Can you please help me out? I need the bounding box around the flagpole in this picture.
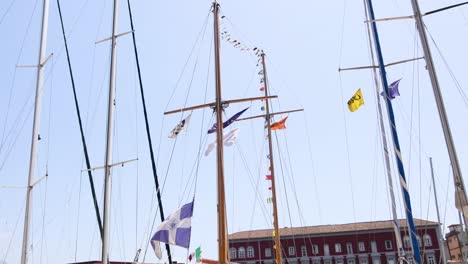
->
[212,2,229,264]
[365,0,422,263]
[260,52,283,264]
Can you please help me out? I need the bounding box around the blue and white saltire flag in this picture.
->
[151,200,194,259]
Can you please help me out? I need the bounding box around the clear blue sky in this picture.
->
[1,0,468,263]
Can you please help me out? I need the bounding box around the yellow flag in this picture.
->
[272,230,276,237]
[348,88,364,112]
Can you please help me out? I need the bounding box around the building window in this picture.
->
[423,235,432,247]
[346,243,353,254]
[416,236,422,247]
[247,246,254,258]
[324,244,330,256]
[289,246,296,256]
[403,236,411,248]
[336,258,344,264]
[312,244,319,255]
[406,255,415,264]
[238,247,245,258]
[359,257,368,264]
[335,243,342,253]
[348,259,355,264]
[312,259,320,264]
[358,242,365,252]
[230,248,237,259]
[324,259,332,264]
[370,241,377,253]
[385,240,392,250]
[387,256,395,264]
[301,246,307,257]
[372,257,380,264]
[427,255,436,264]
[265,248,271,257]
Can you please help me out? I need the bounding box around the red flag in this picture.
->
[259,87,265,91]
[270,116,288,130]
[268,186,272,190]
[265,175,272,180]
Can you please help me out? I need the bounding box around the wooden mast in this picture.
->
[212,2,229,263]
[261,52,282,264]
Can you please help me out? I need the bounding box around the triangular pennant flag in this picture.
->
[270,116,288,130]
[207,108,248,134]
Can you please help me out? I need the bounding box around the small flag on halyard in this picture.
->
[270,116,288,130]
[265,175,272,180]
[188,247,202,262]
[205,128,240,156]
[195,247,202,262]
[151,200,194,259]
[267,197,272,203]
[169,114,192,138]
[347,89,364,112]
[381,79,401,99]
[207,108,248,134]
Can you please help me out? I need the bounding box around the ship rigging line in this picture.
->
[56,0,103,239]
[424,25,468,109]
[125,0,177,260]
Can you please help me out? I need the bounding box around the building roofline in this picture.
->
[228,218,439,241]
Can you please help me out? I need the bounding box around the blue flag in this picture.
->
[207,108,248,134]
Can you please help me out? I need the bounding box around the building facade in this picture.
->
[445,224,468,262]
[228,219,443,264]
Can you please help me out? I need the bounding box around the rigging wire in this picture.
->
[424,25,468,109]
[0,0,40,157]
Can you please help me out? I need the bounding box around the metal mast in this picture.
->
[125,0,172,261]
[21,0,50,262]
[429,158,447,264]
[362,3,405,263]
[212,2,229,263]
[260,52,283,264]
[101,0,119,262]
[365,0,422,263]
[408,0,468,228]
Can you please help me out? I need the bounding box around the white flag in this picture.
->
[204,128,240,156]
[169,114,191,138]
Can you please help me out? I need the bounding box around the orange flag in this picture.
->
[270,116,288,130]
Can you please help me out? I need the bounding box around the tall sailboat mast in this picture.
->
[21,0,50,263]
[212,2,229,263]
[260,52,283,264]
[429,158,447,264]
[362,4,405,264]
[408,0,468,228]
[366,19,405,264]
[365,0,422,263]
[101,0,119,262]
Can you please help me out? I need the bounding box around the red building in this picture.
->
[228,219,443,264]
